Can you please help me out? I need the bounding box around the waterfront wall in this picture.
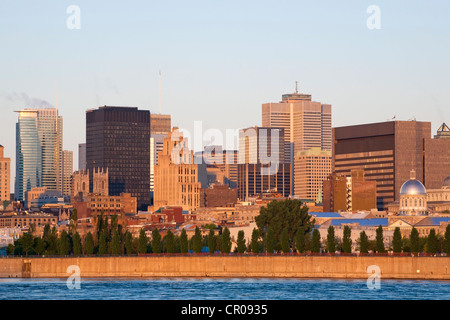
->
[0,256,449,280]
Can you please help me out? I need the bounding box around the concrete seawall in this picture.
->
[0,256,449,280]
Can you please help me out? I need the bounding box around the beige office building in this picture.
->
[62,150,73,196]
[262,89,332,195]
[153,127,207,211]
[0,145,11,202]
[150,113,171,192]
[294,147,332,202]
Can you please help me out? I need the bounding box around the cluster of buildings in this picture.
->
[1,86,450,253]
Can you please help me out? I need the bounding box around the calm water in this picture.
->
[0,278,449,300]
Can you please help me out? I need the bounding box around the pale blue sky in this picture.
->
[1,1,450,191]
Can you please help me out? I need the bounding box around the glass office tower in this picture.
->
[15,110,42,201]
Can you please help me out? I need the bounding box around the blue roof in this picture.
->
[310,212,341,218]
[416,217,450,226]
[329,218,389,227]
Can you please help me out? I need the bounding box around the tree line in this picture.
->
[7,200,450,256]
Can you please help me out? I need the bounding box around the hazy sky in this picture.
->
[1,1,450,192]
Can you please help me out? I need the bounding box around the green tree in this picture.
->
[58,230,71,256]
[410,227,420,254]
[45,227,58,255]
[280,228,290,253]
[326,226,336,254]
[151,229,162,254]
[111,230,121,256]
[265,227,275,254]
[7,244,15,256]
[165,230,176,254]
[444,225,450,255]
[180,229,188,253]
[251,228,260,254]
[255,199,314,244]
[31,237,44,256]
[98,231,107,255]
[84,232,94,255]
[207,229,216,254]
[375,225,385,253]
[42,224,51,240]
[72,232,82,256]
[311,229,321,253]
[426,229,438,255]
[392,227,402,254]
[192,227,202,253]
[138,229,148,254]
[342,226,352,254]
[295,226,305,254]
[237,230,246,254]
[124,231,133,255]
[221,227,232,254]
[359,231,369,254]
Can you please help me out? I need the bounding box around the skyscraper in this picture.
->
[237,126,290,200]
[62,150,73,196]
[78,143,86,171]
[262,88,332,195]
[333,120,431,210]
[153,127,207,211]
[36,108,63,193]
[0,145,11,202]
[150,114,171,193]
[15,108,63,202]
[294,147,332,202]
[86,106,151,210]
[15,109,42,202]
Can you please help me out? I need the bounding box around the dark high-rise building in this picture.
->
[86,106,150,210]
[333,121,431,210]
[237,126,291,200]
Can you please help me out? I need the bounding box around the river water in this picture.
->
[0,277,448,300]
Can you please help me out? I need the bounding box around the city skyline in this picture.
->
[1,1,450,193]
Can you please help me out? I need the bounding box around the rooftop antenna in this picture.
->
[295,81,298,94]
[158,70,162,114]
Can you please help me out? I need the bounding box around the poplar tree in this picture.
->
[20,233,34,256]
[410,227,420,254]
[165,230,175,254]
[84,232,94,255]
[98,231,107,255]
[342,226,352,254]
[295,226,305,254]
[266,227,275,254]
[152,229,162,254]
[359,231,369,254]
[426,229,438,255]
[138,229,148,254]
[124,231,133,255]
[192,227,202,253]
[207,229,216,254]
[180,229,188,254]
[111,230,121,256]
[311,229,321,253]
[445,225,450,255]
[221,227,231,254]
[280,228,290,253]
[251,228,260,254]
[237,230,246,254]
[58,230,71,256]
[72,232,82,256]
[375,225,385,253]
[392,227,402,254]
[326,226,336,254]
